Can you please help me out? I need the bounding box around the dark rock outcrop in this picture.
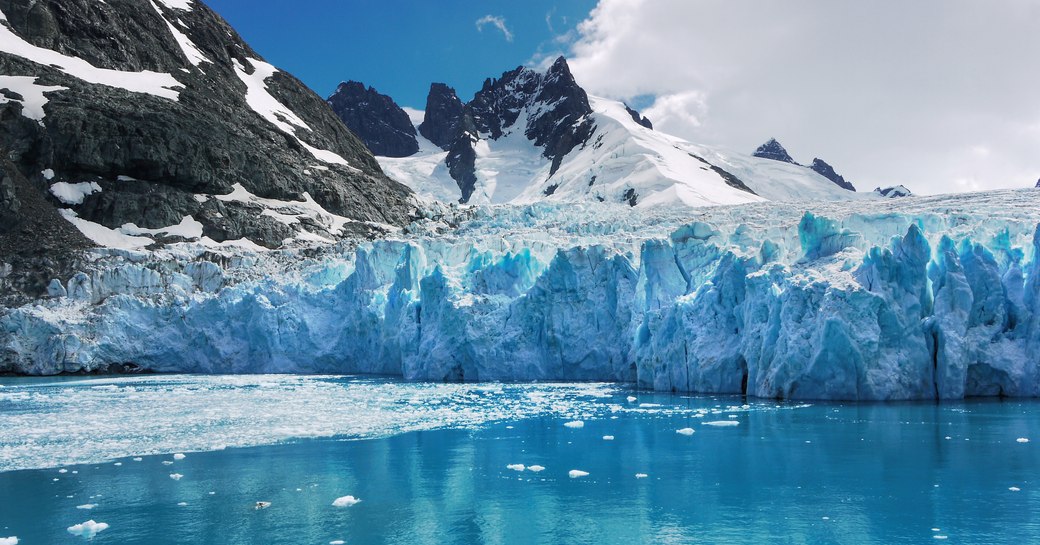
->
[624,104,653,130]
[327,81,418,158]
[418,82,463,150]
[874,185,912,198]
[445,56,595,202]
[752,138,796,164]
[810,158,856,192]
[0,0,416,254]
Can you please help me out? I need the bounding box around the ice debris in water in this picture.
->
[1017,438,1030,443]
[76,504,97,510]
[133,457,142,462]
[703,421,740,427]
[676,428,695,436]
[602,435,615,440]
[332,496,361,507]
[67,520,109,538]
[173,453,186,460]
[162,461,174,466]
[254,501,271,510]
[1010,487,1022,492]
[626,396,637,403]
[506,464,525,471]
[563,420,584,428]
[635,473,648,479]
[169,473,183,480]
[330,541,345,545]
[0,538,17,545]
[568,470,589,478]
[177,502,188,506]
[528,465,545,472]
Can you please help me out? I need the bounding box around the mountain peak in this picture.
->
[752,138,796,164]
[809,158,856,192]
[327,81,418,157]
[419,83,464,150]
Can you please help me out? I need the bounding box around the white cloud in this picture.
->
[476,15,514,42]
[567,0,1040,194]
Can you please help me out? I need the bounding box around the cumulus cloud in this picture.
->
[476,15,514,42]
[566,0,1040,194]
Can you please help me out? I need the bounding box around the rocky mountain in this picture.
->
[370,58,867,207]
[810,158,856,191]
[875,185,912,198]
[0,0,417,269]
[752,138,796,164]
[326,81,418,157]
[417,82,464,150]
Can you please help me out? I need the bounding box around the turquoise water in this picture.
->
[1,377,1039,544]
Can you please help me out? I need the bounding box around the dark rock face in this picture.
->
[874,185,912,198]
[624,104,653,130]
[0,0,416,253]
[752,138,796,164]
[418,83,463,150]
[1035,178,1039,188]
[445,56,595,202]
[810,158,856,192]
[327,81,418,158]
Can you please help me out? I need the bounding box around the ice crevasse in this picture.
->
[3,189,1040,401]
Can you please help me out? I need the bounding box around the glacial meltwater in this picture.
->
[1,376,1038,544]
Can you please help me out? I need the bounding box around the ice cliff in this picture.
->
[4,189,1040,401]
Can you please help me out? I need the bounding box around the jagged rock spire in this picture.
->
[752,138,796,164]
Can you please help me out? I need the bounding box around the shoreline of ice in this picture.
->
[3,189,1040,400]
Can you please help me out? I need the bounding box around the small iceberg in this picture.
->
[676,428,695,436]
[1017,438,1030,443]
[254,502,271,510]
[173,453,186,460]
[635,473,648,479]
[528,465,545,472]
[169,473,183,480]
[563,420,584,428]
[506,464,525,472]
[76,504,97,510]
[703,421,740,427]
[332,495,361,507]
[67,520,109,539]
[568,470,589,478]
[0,537,17,545]
[602,435,615,441]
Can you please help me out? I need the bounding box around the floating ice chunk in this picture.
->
[173,453,186,460]
[528,465,545,472]
[934,536,948,540]
[169,473,183,480]
[1017,438,1030,443]
[703,421,740,427]
[162,461,174,465]
[177,502,188,506]
[635,473,648,479]
[728,415,739,419]
[59,469,68,473]
[568,470,589,478]
[506,464,525,472]
[0,537,16,545]
[330,541,345,545]
[602,435,615,440]
[931,528,941,532]
[676,428,695,436]
[563,420,584,428]
[639,403,662,408]
[76,504,97,510]
[626,396,637,403]
[67,520,109,538]
[133,457,143,462]
[254,501,271,510]
[113,462,122,466]
[1010,487,1022,492]
[332,495,361,507]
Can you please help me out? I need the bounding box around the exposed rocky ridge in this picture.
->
[875,185,912,198]
[417,82,463,150]
[326,81,418,157]
[810,158,856,191]
[752,138,796,164]
[444,56,595,202]
[0,0,416,255]
[624,103,653,129]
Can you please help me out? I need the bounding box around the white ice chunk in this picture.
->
[676,428,695,436]
[173,453,186,460]
[1017,438,1030,443]
[703,421,740,427]
[0,537,17,545]
[563,420,584,428]
[635,473,648,479]
[506,464,525,472]
[331,495,361,507]
[527,465,545,472]
[568,469,589,478]
[76,504,97,510]
[67,520,109,538]
[602,435,615,440]
[169,473,183,480]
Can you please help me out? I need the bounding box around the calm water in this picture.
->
[1,376,1038,544]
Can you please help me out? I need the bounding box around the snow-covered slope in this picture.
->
[5,189,1039,401]
[382,96,862,207]
[377,60,862,208]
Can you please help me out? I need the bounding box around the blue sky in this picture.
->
[205,0,597,108]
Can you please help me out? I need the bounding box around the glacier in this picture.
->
[4,189,1040,400]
